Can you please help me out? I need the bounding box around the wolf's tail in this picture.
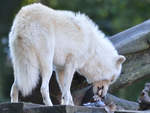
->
[9,23,39,96]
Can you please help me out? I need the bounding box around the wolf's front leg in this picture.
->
[56,55,76,105]
[61,90,74,105]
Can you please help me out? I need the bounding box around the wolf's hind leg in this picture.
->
[10,80,19,102]
[37,39,54,106]
[56,55,76,105]
[39,53,54,106]
[40,68,53,106]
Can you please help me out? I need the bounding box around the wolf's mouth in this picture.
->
[97,86,104,97]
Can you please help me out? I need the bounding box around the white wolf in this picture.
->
[9,3,125,106]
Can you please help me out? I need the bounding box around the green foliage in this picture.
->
[22,0,38,5]
[19,0,150,35]
[47,0,150,35]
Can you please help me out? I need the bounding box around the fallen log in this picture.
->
[109,19,150,92]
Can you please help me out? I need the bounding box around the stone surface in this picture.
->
[0,102,23,113]
[25,105,107,113]
[116,110,150,113]
[0,102,107,113]
[0,102,150,113]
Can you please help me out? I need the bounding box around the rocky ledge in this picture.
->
[0,102,150,113]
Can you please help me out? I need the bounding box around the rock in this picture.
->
[115,110,150,113]
[0,102,108,113]
[0,102,23,113]
[0,102,149,113]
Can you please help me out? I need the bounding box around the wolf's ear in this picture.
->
[116,55,126,65]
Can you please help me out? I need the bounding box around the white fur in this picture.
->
[9,3,125,106]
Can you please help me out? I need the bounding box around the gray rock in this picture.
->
[0,102,23,113]
[0,102,107,113]
[1,102,150,113]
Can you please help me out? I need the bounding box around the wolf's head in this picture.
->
[92,55,126,98]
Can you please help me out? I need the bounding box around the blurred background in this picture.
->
[0,0,150,103]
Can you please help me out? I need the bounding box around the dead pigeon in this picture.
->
[83,99,105,107]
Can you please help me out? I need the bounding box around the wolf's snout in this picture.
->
[97,86,104,97]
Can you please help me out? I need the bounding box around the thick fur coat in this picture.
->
[9,3,125,106]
